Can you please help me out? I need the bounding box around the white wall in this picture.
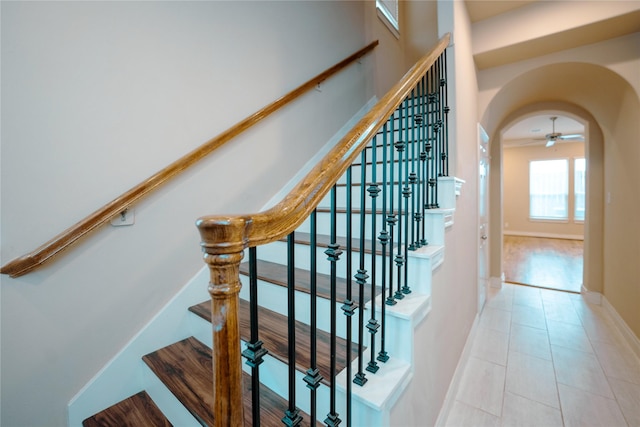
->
[0,2,373,425]
[390,1,480,424]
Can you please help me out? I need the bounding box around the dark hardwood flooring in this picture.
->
[189,299,360,387]
[143,336,307,426]
[82,391,172,427]
[503,235,583,293]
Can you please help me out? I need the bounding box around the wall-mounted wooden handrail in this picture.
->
[0,40,378,278]
[197,34,450,426]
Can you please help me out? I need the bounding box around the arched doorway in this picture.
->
[500,112,586,293]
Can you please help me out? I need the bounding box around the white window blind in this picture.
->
[529,159,568,220]
[574,158,586,221]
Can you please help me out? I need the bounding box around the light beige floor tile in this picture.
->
[479,307,512,335]
[456,357,506,417]
[511,304,547,330]
[546,319,593,354]
[472,326,510,366]
[543,299,582,326]
[592,340,640,385]
[501,392,563,427]
[540,288,573,304]
[609,378,640,427]
[509,323,551,360]
[506,351,559,409]
[551,345,614,399]
[557,383,628,427]
[445,400,500,427]
[486,291,514,312]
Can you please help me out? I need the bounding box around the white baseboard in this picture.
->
[434,313,480,427]
[489,276,502,289]
[602,297,640,362]
[581,285,602,305]
[503,230,584,241]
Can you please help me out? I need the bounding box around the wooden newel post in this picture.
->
[197,216,250,427]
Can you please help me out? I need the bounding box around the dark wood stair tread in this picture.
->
[189,299,361,387]
[239,259,380,303]
[143,336,307,426]
[82,391,171,427]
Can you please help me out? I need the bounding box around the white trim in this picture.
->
[503,230,584,240]
[489,276,503,288]
[602,297,640,362]
[376,1,400,39]
[581,285,601,305]
[434,314,480,427]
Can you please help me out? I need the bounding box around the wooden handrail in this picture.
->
[196,34,449,427]
[197,34,450,252]
[0,40,378,278]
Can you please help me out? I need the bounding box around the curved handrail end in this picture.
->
[196,216,253,255]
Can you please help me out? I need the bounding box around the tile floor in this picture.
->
[445,283,640,427]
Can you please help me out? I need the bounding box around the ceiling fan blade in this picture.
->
[545,139,556,148]
[559,134,584,140]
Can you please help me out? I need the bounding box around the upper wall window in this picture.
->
[376,0,399,38]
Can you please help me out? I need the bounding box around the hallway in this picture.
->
[444,283,640,426]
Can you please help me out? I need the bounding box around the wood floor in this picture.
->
[503,236,583,293]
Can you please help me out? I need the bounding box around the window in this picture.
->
[376,0,399,37]
[529,159,568,220]
[574,158,586,221]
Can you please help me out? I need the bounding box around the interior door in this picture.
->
[478,124,490,312]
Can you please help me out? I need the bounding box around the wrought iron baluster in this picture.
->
[366,137,380,374]
[442,50,450,177]
[386,111,397,307]
[325,186,342,427]
[409,88,418,251]
[394,102,406,302]
[378,121,390,363]
[419,73,429,247]
[282,233,302,427]
[341,166,355,427]
[242,247,267,427]
[354,149,369,386]
[402,95,413,296]
[303,211,322,425]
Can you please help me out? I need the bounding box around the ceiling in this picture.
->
[502,115,584,148]
[465,0,536,23]
[465,1,640,69]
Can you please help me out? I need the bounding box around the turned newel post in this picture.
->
[197,216,251,427]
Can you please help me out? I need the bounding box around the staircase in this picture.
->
[72,36,456,427]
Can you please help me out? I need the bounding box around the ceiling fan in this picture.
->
[543,116,584,147]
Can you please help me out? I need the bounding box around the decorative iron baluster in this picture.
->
[419,73,429,247]
[394,103,406,302]
[385,111,398,307]
[283,233,302,427]
[378,121,390,363]
[354,149,369,387]
[402,95,413,296]
[366,136,380,374]
[325,186,342,427]
[442,50,450,177]
[341,166,355,426]
[409,88,418,251]
[303,211,322,425]
[242,247,268,427]
[428,67,438,209]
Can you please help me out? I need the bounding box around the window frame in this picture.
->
[376,0,400,39]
